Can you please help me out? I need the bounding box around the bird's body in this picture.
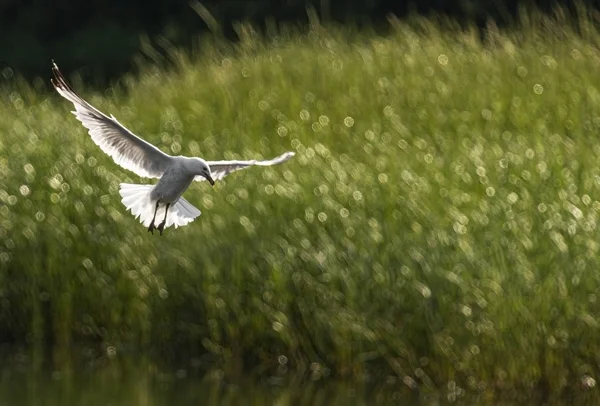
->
[51,62,295,234]
[119,157,205,232]
[150,157,203,203]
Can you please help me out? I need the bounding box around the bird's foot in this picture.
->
[157,222,166,236]
[148,222,156,234]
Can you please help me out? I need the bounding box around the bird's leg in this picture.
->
[148,200,160,234]
[157,203,170,236]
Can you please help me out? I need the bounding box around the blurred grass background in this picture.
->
[3,7,600,399]
[0,0,556,83]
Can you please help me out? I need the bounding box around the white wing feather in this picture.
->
[51,62,172,179]
[196,151,295,182]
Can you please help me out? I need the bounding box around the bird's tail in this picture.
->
[119,183,201,229]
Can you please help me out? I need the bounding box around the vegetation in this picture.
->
[1,0,556,82]
[3,10,600,400]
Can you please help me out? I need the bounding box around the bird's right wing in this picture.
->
[199,151,295,182]
[51,62,172,179]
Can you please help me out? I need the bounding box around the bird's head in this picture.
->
[190,158,215,186]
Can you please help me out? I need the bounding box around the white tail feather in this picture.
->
[119,183,201,229]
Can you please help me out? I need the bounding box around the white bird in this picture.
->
[51,62,295,235]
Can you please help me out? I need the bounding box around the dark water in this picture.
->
[0,351,427,406]
[1,351,596,405]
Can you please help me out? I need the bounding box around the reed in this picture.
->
[2,10,600,396]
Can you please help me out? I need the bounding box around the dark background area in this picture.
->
[0,0,596,84]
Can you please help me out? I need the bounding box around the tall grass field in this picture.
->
[2,10,600,399]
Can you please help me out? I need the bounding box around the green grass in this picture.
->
[3,9,600,399]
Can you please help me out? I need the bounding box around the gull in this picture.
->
[51,62,295,235]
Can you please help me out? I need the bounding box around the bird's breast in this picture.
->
[150,168,195,203]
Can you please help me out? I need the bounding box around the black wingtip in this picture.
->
[51,61,58,76]
[50,61,61,88]
[50,61,68,91]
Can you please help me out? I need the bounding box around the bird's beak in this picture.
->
[206,175,215,186]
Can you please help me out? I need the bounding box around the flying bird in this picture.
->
[51,62,295,235]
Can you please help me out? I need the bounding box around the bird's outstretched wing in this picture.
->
[51,61,172,179]
[197,151,295,182]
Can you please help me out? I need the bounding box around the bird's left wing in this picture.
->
[197,151,295,182]
[51,62,173,179]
